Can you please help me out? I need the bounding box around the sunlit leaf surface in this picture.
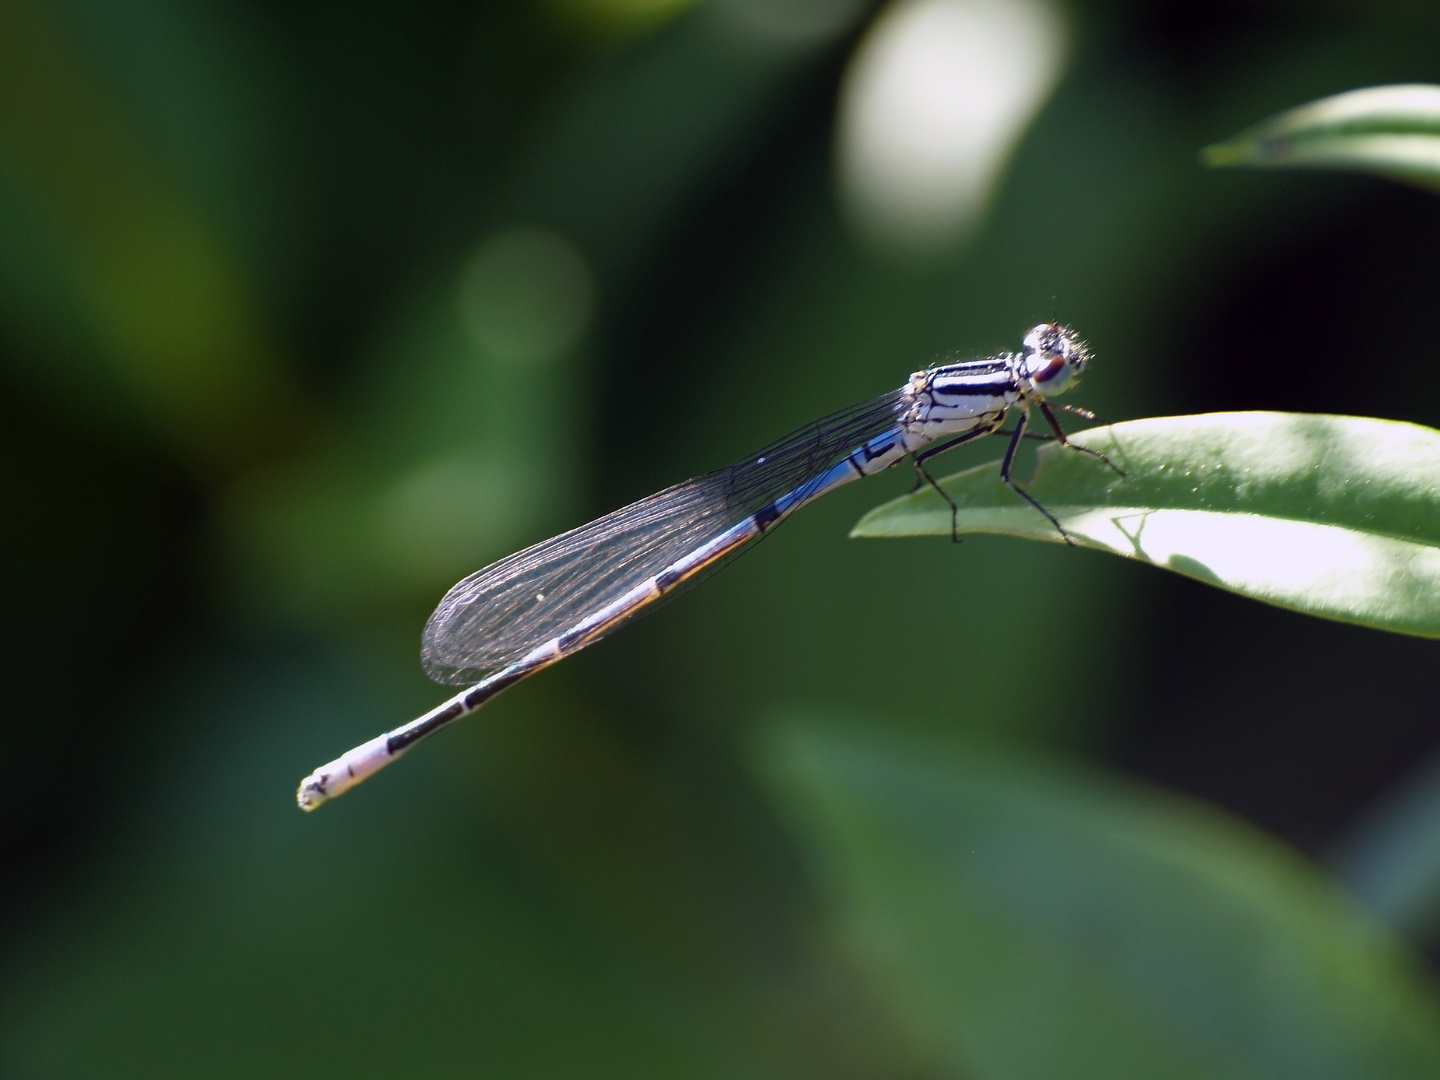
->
[1203,84,1440,191]
[762,720,1440,1080]
[853,413,1440,638]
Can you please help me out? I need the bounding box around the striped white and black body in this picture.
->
[297,323,1101,809]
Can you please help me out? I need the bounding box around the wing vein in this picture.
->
[420,389,908,685]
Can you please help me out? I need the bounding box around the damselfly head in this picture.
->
[1020,322,1089,396]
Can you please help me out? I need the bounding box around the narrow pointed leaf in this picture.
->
[852,412,1440,638]
[1203,84,1440,191]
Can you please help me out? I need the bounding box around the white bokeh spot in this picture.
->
[836,0,1067,253]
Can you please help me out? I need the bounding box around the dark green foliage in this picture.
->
[6,2,1440,1077]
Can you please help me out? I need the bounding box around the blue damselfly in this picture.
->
[298,323,1112,809]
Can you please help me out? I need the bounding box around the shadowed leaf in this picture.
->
[761,719,1440,1080]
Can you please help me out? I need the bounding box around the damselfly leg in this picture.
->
[910,414,1005,541]
[910,400,1121,544]
[1038,401,1126,477]
[996,408,1076,544]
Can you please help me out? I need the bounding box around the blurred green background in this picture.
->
[7,1,1440,1076]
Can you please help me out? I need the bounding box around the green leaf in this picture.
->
[852,412,1440,639]
[760,719,1440,1080]
[1203,84,1440,191]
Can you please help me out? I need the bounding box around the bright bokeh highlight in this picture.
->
[836,0,1067,253]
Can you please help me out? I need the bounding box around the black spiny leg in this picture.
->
[1000,409,1074,545]
[1038,401,1125,478]
[910,416,1004,542]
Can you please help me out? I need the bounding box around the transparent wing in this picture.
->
[421,388,908,685]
